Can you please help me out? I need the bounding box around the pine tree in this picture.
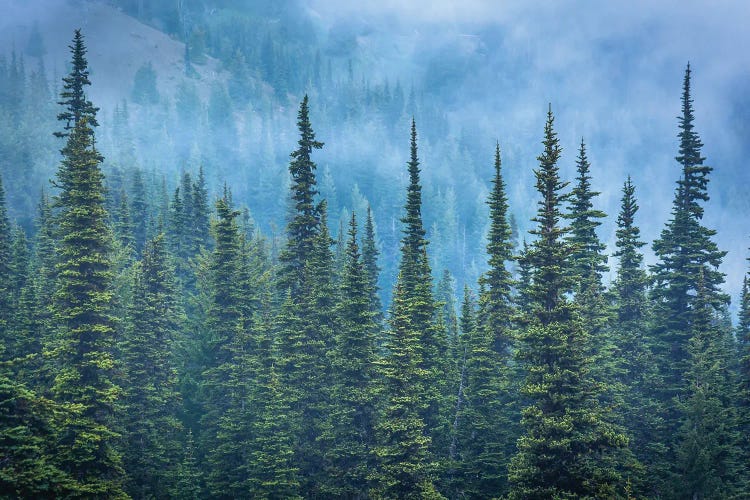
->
[508,106,628,499]
[113,188,135,251]
[50,114,124,496]
[192,165,211,253]
[246,296,301,499]
[46,31,124,496]
[738,253,750,473]
[278,95,323,295]
[0,369,70,497]
[674,271,743,498]
[322,213,380,496]
[649,64,729,489]
[54,29,99,137]
[120,233,183,498]
[611,177,661,494]
[362,204,383,318]
[567,139,607,287]
[0,176,12,348]
[174,430,203,500]
[455,144,516,497]
[130,168,148,255]
[372,120,444,498]
[199,195,253,497]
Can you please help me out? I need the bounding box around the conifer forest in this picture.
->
[2,1,750,498]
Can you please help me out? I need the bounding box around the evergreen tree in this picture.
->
[278,95,323,295]
[322,213,380,496]
[0,176,12,347]
[508,106,628,499]
[372,120,444,498]
[120,233,183,498]
[192,165,211,253]
[0,369,70,497]
[113,188,135,251]
[50,114,124,496]
[611,177,661,494]
[199,195,253,497]
[567,139,607,286]
[246,296,301,499]
[54,29,98,138]
[130,168,148,254]
[650,64,729,489]
[738,254,750,472]
[362,204,383,317]
[674,271,743,498]
[455,144,516,497]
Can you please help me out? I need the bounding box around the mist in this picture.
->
[1,0,748,305]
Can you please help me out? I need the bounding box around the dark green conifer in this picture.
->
[372,120,444,497]
[650,65,730,489]
[674,271,743,498]
[611,177,661,494]
[120,233,183,498]
[508,106,628,499]
[322,213,380,496]
[456,144,516,497]
[50,113,124,496]
[0,176,12,345]
[130,168,148,254]
[362,204,383,317]
[278,95,323,295]
[54,29,98,137]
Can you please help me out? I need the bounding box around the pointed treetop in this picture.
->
[677,62,705,171]
[401,119,426,259]
[55,29,99,138]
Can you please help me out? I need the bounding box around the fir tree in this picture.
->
[50,113,124,496]
[130,168,148,255]
[508,106,628,499]
[0,370,70,497]
[612,177,661,494]
[120,233,183,498]
[456,144,516,497]
[278,95,323,295]
[362,204,383,318]
[674,271,743,498]
[738,254,750,472]
[567,139,607,286]
[199,195,254,497]
[322,213,380,496]
[192,165,211,253]
[54,29,98,137]
[649,64,729,489]
[372,120,444,497]
[0,176,12,347]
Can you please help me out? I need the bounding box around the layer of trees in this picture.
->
[1,31,749,499]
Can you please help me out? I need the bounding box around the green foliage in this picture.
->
[362,204,383,318]
[649,64,735,492]
[611,177,662,495]
[321,213,380,496]
[54,29,99,137]
[120,233,183,498]
[0,372,71,497]
[509,106,628,499]
[278,95,324,295]
[452,145,518,498]
[51,114,124,497]
[674,273,744,498]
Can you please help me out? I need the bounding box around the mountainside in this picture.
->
[1,0,749,304]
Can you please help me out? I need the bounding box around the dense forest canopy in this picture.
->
[1,1,749,498]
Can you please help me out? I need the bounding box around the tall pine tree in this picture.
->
[508,106,628,499]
